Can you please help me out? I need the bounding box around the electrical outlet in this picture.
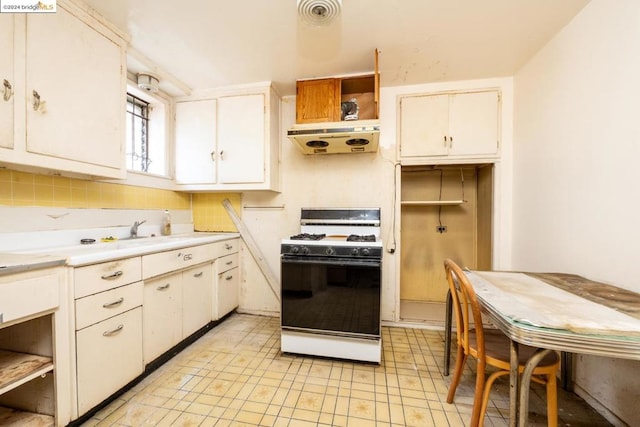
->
[436,225,447,233]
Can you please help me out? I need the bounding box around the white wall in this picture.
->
[513,1,640,424]
[240,76,514,323]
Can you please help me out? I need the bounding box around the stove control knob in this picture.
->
[351,248,360,256]
[301,246,309,255]
[290,246,299,254]
[361,248,370,256]
[325,247,334,255]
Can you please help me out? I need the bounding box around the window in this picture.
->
[124,85,168,177]
[126,93,151,172]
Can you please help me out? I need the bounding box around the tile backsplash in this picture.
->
[0,170,241,232]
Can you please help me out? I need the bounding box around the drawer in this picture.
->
[75,281,143,330]
[216,253,239,274]
[142,243,214,279]
[76,307,143,415]
[0,268,60,326]
[74,257,142,298]
[212,239,239,259]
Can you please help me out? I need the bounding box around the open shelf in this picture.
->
[401,200,466,206]
[0,350,53,395]
[0,406,54,426]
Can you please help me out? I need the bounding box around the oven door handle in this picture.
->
[281,255,381,268]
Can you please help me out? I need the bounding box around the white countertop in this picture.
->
[0,253,67,276]
[11,232,240,266]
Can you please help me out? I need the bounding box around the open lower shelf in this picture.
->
[0,350,54,395]
[401,200,466,206]
[0,406,54,426]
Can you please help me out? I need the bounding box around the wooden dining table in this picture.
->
[444,270,640,427]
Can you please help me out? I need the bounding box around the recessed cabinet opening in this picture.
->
[399,164,493,324]
[0,314,55,423]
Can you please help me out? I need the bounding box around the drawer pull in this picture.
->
[225,243,233,250]
[183,253,193,261]
[103,297,124,308]
[225,275,233,281]
[225,261,233,266]
[194,272,204,278]
[157,283,170,291]
[101,270,123,280]
[103,324,124,336]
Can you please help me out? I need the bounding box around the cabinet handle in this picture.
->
[225,275,233,281]
[225,243,233,250]
[443,135,447,146]
[194,271,204,278]
[103,324,124,337]
[210,151,215,162]
[225,261,233,265]
[449,136,453,147]
[3,79,12,102]
[101,270,123,280]
[183,253,193,261]
[157,283,170,290]
[220,150,225,160]
[32,89,46,112]
[103,297,124,308]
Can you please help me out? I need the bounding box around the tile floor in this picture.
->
[81,314,612,427]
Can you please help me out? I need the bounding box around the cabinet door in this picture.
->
[217,94,265,184]
[0,15,14,149]
[214,267,239,320]
[25,7,124,170]
[448,91,499,156]
[182,263,213,337]
[399,94,449,157]
[76,307,143,415]
[296,78,339,123]
[143,273,182,363]
[175,99,217,184]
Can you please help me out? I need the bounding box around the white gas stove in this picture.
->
[280,208,382,363]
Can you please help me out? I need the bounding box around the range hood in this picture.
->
[287,120,380,155]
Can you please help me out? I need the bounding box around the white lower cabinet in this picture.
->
[75,307,143,415]
[0,265,68,426]
[143,272,183,364]
[182,263,213,338]
[72,257,143,417]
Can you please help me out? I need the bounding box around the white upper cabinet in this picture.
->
[175,99,217,184]
[0,15,14,150]
[0,0,127,179]
[217,94,265,184]
[399,90,500,161]
[175,83,281,192]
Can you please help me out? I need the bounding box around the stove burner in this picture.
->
[346,234,376,242]
[290,233,326,241]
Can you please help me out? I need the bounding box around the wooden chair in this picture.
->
[444,259,560,427]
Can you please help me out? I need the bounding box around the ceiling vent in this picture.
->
[297,0,342,26]
[137,73,159,93]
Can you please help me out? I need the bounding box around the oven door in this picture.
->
[281,254,381,337]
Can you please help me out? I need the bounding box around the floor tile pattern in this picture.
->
[81,314,612,427]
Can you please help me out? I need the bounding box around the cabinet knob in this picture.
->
[210,151,215,162]
[194,271,204,278]
[220,150,225,160]
[157,283,170,291]
[3,79,12,102]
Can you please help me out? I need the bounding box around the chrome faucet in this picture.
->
[130,220,146,238]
